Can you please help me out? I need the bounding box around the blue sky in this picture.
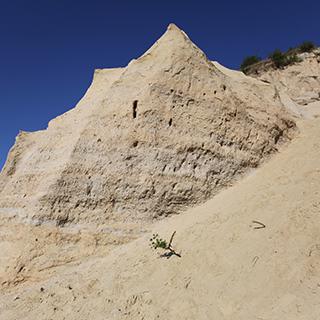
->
[0,0,319,169]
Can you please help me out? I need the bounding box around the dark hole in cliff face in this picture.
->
[133,100,138,119]
[168,118,173,126]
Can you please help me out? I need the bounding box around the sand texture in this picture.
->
[1,24,320,319]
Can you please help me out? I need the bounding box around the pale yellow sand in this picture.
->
[1,110,320,319]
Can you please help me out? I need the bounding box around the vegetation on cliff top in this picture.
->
[240,41,317,74]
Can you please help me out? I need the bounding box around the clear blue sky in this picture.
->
[1,0,319,170]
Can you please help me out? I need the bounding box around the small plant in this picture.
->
[149,231,181,258]
[269,49,288,68]
[150,234,168,249]
[240,55,261,73]
[299,41,316,53]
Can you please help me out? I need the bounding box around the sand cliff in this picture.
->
[1,24,320,319]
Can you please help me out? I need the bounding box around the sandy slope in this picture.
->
[0,24,295,228]
[1,109,320,319]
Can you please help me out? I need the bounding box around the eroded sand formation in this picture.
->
[1,24,320,319]
[0,24,295,228]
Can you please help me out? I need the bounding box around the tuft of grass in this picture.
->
[269,49,287,68]
[268,50,301,69]
[240,55,261,73]
[299,41,316,53]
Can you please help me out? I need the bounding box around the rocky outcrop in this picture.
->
[0,24,295,226]
[250,50,320,116]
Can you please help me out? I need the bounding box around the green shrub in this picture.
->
[269,49,288,68]
[269,49,302,69]
[240,55,261,72]
[299,41,316,53]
